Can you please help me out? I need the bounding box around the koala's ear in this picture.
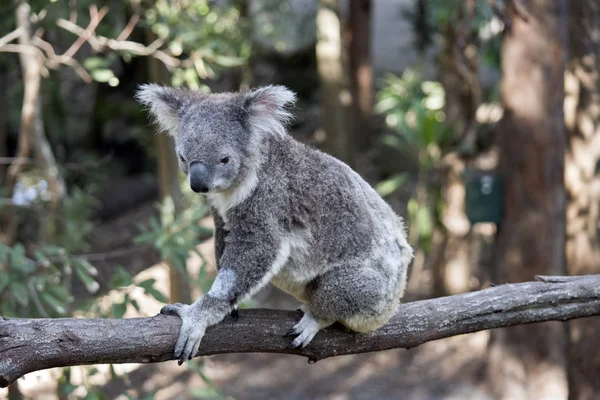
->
[136,84,184,136]
[243,85,297,134]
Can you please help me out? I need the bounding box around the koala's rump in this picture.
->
[267,140,409,306]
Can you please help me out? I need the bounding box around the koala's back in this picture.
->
[244,135,411,301]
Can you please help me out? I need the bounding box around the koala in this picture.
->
[136,84,413,365]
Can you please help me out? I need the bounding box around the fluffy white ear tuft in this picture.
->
[245,85,297,136]
[136,83,183,136]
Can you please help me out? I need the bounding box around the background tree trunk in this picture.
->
[146,31,191,305]
[0,69,6,185]
[434,0,481,296]
[564,1,600,399]
[316,0,353,167]
[347,0,373,172]
[5,1,66,244]
[488,1,569,399]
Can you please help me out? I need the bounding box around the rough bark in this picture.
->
[316,0,353,166]
[489,1,569,399]
[564,1,600,399]
[2,275,600,388]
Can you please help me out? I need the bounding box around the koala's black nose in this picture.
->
[189,162,210,193]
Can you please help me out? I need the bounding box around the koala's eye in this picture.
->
[178,153,185,163]
[220,157,230,165]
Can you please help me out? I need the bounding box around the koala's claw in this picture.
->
[230,307,239,321]
[160,303,186,316]
[284,327,298,337]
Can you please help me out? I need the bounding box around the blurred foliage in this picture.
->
[376,69,454,170]
[144,0,251,89]
[1,1,243,396]
[250,0,315,55]
[188,359,234,399]
[411,0,503,70]
[0,241,98,317]
[135,194,214,292]
[375,68,453,250]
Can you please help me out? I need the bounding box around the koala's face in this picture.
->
[136,84,295,195]
[175,99,248,193]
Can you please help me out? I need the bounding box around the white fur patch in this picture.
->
[206,165,259,223]
[269,229,318,301]
[135,83,181,136]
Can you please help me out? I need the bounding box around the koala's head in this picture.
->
[136,84,296,194]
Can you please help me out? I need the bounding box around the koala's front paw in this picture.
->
[161,303,206,365]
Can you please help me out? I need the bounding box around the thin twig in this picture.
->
[0,27,23,47]
[116,12,140,41]
[60,5,109,62]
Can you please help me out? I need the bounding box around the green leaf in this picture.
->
[91,69,115,83]
[42,245,65,256]
[74,260,99,294]
[83,56,110,70]
[134,231,155,244]
[137,278,168,303]
[189,387,219,399]
[212,54,246,67]
[47,283,73,303]
[112,301,127,319]
[144,287,168,303]
[374,173,408,198]
[109,266,133,288]
[0,244,9,264]
[10,243,34,273]
[62,382,78,395]
[40,291,68,315]
[10,282,28,306]
[0,272,9,293]
[137,278,157,290]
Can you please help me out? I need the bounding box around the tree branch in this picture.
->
[2,275,600,387]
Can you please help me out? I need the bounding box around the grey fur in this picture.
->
[136,84,413,363]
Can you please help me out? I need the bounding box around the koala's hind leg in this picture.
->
[285,304,335,348]
[307,265,399,334]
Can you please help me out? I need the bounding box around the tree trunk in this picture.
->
[347,0,373,156]
[146,31,191,305]
[0,69,6,185]
[564,1,600,399]
[434,1,480,296]
[316,0,353,167]
[5,1,66,244]
[488,1,569,399]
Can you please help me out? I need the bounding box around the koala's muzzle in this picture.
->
[189,162,210,193]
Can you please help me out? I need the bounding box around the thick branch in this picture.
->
[2,275,600,387]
